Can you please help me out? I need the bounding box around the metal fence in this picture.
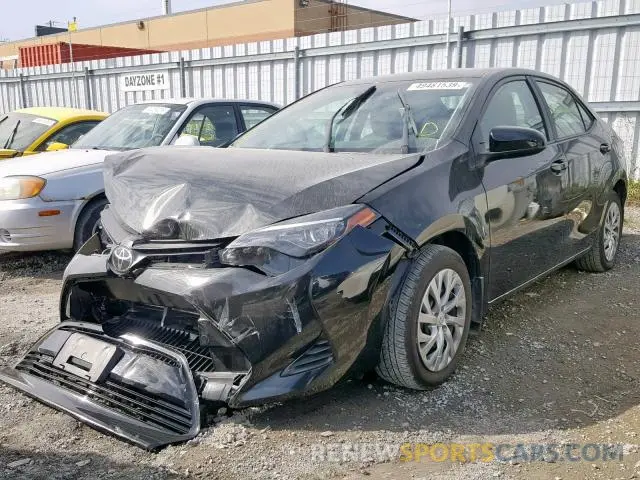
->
[2,0,640,179]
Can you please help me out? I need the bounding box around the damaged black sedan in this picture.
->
[0,68,628,449]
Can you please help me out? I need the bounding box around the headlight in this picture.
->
[0,176,46,200]
[219,205,378,274]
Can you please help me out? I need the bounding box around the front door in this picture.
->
[474,77,568,302]
[176,104,240,147]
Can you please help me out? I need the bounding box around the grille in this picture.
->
[16,352,193,435]
[0,229,11,243]
[138,248,219,267]
[104,318,216,372]
[130,241,223,268]
[59,324,181,368]
[282,340,333,376]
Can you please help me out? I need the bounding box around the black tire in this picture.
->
[574,191,622,273]
[376,244,472,389]
[73,197,108,251]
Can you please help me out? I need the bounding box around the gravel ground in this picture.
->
[0,206,639,480]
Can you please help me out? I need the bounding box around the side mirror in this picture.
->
[0,148,20,159]
[174,135,201,147]
[482,126,546,163]
[46,142,69,152]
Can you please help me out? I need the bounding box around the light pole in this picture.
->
[68,18,79,108]
[48,19,80,107]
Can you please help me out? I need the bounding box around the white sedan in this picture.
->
[0,98,279,251]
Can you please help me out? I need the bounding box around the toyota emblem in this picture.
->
[109,245,134,275]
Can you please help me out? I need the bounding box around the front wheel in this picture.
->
[73,197,108,251]
[376,244,472,389]
[575,191,622,272]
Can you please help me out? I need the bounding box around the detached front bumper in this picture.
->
[0,322,200,449]
[0,220,402,448]
[0,197,80,251]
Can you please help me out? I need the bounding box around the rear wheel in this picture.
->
[73,197,108,251]
[575,191,622,272]
[376,244,472,389]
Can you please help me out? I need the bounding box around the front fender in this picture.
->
[39,165,106,236]
[39,164,105,202]
[360,142,489,268]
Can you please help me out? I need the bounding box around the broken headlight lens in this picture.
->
[219,205,378,273]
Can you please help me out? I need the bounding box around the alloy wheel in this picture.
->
[417,268,466,372]
[603,201,621,262]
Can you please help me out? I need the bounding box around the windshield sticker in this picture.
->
[32,117,56,127]
[408,82,470,91]
[142,106,171,115]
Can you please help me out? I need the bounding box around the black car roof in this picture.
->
[341,68,562,86]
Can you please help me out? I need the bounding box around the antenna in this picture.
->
[162,0,172,15]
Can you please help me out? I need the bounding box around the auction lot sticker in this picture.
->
[408,81,470,90]
[120,71,170,92]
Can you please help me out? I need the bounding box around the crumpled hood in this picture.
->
[104,146,420,241]
[0,148,110,177]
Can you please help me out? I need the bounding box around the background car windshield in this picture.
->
[231,79,476,153]
[0,112,57,151]
[74,103,186,150]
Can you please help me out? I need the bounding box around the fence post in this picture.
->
[456,27,465,68]
[179,57,186,98]
[294,45,301,100]
[18,74,27,108]
[83,67,92,110]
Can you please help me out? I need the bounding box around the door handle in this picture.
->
[550,159,567,174]
[600,143,611,154]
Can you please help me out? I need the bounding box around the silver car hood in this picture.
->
[0,149,110,177]
[104,146,420,241]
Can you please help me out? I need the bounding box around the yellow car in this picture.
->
[0,107,108,159]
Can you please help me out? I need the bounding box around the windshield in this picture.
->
[232,79,477,153]
[74,103,187,150]
[0,112,57,151]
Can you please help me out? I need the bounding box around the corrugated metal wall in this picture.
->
[1,0,640,179]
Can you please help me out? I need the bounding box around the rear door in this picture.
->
[533,79,608,254]
[474,77,568,302]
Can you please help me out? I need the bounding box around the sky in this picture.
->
[1,0,570,42]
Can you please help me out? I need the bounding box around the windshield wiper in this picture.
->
[3,120,20,150]
[84,146,123,151]
[396,90,418,154]
[324,85,376,153]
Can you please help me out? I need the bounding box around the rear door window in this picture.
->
[240,106,278,129]
[577,102,595,130]
[536,81,586,139]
